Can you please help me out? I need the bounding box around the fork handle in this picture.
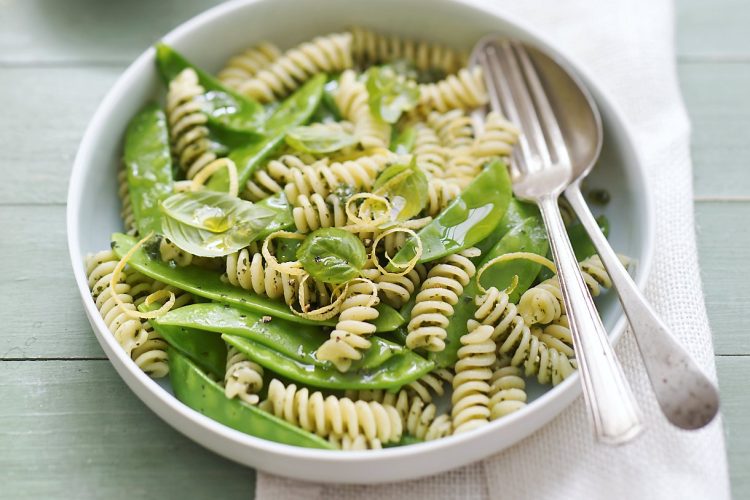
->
[537,195,643,444]
[564,184,719,429]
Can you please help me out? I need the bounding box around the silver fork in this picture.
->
[472,38,643,444]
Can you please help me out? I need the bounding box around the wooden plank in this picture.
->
[676,0,750,59]
[716,356,750,499]
[0,66,121,205]
[695,202,750,356]
[0,205,102,359]
[0,360,253,499]
[679,62,750,198]
[0,0,222,64]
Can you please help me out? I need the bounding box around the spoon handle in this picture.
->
[564,183,720,429]
[537,195,643,444]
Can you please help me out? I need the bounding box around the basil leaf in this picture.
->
[366,66,420,124]
[373,159,428,221]
[285,123,357,154]
[296,228,367,284]
[256,192,294,237]
[161,192,276,257]
[161,191,262,233]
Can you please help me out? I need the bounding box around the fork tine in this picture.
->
[512,41,571,167]
[496,40,553,170]
[476,43,531,175]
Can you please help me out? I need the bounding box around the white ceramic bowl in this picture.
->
[67,0,653,483]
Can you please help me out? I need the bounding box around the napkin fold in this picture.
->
[257,0,731,498]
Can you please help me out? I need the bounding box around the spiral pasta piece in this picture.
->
[412,122,447,178]
[85,250,148,357]
[427,110,475,150]
[367,264,426,309]
[224,345,265,405]
[166,68,218,179]
[225,246,333,308]
[443,150,481,188]
[406,248,479,352]
[518,254,625,326]
[283,153,394,204]
[346,385,452,441]
[131,322,170,378]
[451,321,496,433]
[406,367,454,403]
[260,379,402,445]
[418,67,488,113]
[292,193,349,233]
[243,155,315,201]
[238,33,353,103]
[159,238,193,267]
[349,26,467,77]
[425,178,462,216]
[488,362,527,420]
[316,280,380,372]
[218,42,282,90]
[473,111,520,159]
[335,70,390,149]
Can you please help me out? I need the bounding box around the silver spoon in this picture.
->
[473,38,642,445]
[474,37,720,431]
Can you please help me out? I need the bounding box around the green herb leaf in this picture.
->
[365,66,420,124]
[296,228,367,284]
[161,191,275,257]
[373,158,428,221]
[161,191,262,233]
[284,123,357,154]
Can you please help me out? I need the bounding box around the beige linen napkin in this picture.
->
[257,0,731,498]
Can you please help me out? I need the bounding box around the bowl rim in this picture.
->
[67,0,654,469]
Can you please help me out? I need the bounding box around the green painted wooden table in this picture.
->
[0,1,747,497]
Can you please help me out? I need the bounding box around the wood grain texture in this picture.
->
[676,0,750,59]
[0,0,746,497]
[0,67,120,205]
[0,360,253,499]
[679,63,750,198]
[0,0,222,64]
[716,356,750,498]
[695,202,750,355]
[0,205,102,359]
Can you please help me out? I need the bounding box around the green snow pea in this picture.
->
[157,302,407,372]
[256,192,294,237]
[155,43,265,134]
[428,215,548,369]
[155,303,328,367]
[168,348,334,449]
[144,308,227,379]
[110,233,404,331]
[388,159,512,268]
[474,198,540,257]
[224,334,434,391]
[309,77,343,123]
[123,103,174,235]
[570,215,609,261]
[207,74,325,192]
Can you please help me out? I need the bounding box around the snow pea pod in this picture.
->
[223,334,434,391]
[428,214,547,368]
[123,103,174,236]
[207,74,325,192]
[155,303,328,367]
[155,43,265,134]
[570,215,609,260]
[474,198,540,257]
[148,317,227,379]
[388,159,512,267]
[168,348,334,450]
[110,233,404,331]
